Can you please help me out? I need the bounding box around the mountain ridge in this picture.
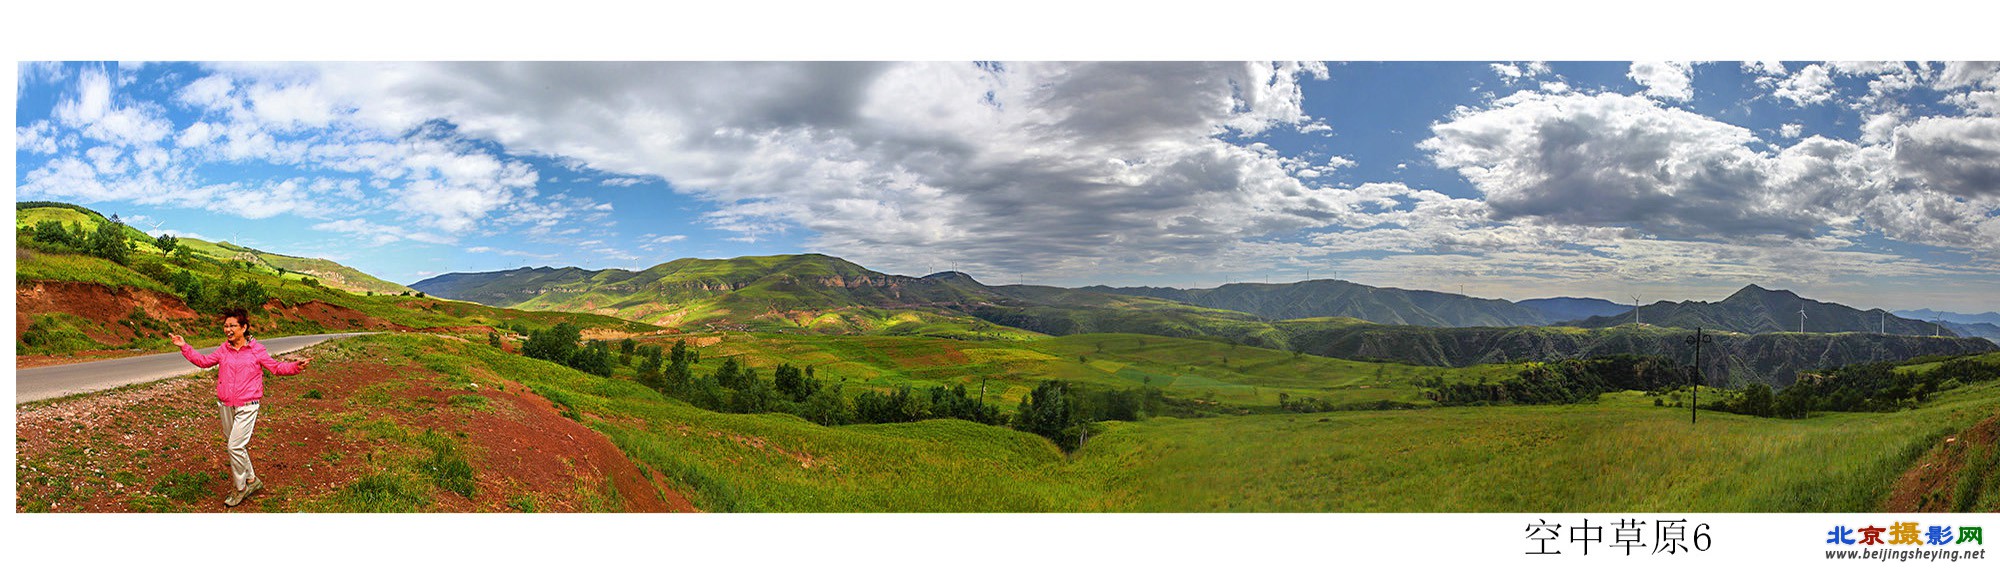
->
[1566,284,1948,336]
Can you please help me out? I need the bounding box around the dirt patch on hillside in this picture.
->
[16,338,695,513]
[1883,413,2000,512]
[16,280,201,345]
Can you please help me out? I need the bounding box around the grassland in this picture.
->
[390,334,1108,511]
[383,336,2000,512]
[1068,368,2000,511]
[632,331,1520,410]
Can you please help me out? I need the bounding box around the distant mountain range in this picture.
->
[411,254,1998,384]
[1564,284,1948,336]
[1940,321,2000,344]
[1080,281,1550,327]
[1514,297,1634,323]
[1895,309,2000,325]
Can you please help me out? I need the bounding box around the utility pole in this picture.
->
[1685,327,1712,425]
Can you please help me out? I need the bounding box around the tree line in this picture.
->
[511,322,1165,450]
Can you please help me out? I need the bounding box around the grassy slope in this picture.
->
[17,211,660,355]
[399,334,1107,511]
[1069,353,2000,511]
[17,206,407,295]
[649,331,1517,410]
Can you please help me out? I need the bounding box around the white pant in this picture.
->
[217,401,260,491]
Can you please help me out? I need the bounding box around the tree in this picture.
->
[154,234,179,253]
[774,363,818,402]
[1013,380,1076,448]
[1734,382,1775,417]
[800,384,854,426]
[523,322,582,364]
[85,222,133,265]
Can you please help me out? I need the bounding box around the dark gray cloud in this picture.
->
[1423,92,1823,239]
[1895,117,2000,198]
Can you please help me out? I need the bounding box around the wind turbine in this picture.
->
[1631,295,1642,326]
[1799,303,1808,333]
[1936,311,1943,337]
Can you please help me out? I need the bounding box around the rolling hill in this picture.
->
[16,202,406,296]
[1566,284,1948,336]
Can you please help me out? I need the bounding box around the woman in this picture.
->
[169,308,311,507]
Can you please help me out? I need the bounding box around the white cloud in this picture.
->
[1422,90,1999,251]
[1627,61,1693,101]
[219,61,1344,278]
[1743,61,1787,76]
[1780,123,1804,138]
[1774,64,1834,106]
[600,177,647,187]
[1936,61,2000,90]
[17,120,59,154]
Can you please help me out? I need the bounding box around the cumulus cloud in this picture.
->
[1628,61,1693,101]
[1774,64,1834,106]
[209,61,1342,278]
[1893,116,2000,198]
[1424,92,1826,238]
[1423,89,2000,251]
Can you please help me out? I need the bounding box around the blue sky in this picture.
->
[15,61,2000,312]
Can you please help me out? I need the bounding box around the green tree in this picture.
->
[153,234,179,253]
[800,384,855,426]
[85,222,133,265]
[1734,382,1776,417]
[1013,380,1075,448]
[523,323,582,364]
[774,363,818,402]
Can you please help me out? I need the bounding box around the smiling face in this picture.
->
[222,316,247,346]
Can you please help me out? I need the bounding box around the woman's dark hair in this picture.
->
[222,308,251,331]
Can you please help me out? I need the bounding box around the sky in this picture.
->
[14,60,2000,313]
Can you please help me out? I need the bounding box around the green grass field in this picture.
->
[639,331,1517,410]
[1069,374,2000,511]
[369,336,2000,512]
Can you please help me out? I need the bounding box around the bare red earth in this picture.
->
[16,338,695,513]
[1883,413,2000,512]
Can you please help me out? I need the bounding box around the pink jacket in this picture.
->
[179,338,303,407]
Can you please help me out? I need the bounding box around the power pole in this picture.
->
[1685,327,1712,425]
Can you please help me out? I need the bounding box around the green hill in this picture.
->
[16,202,407,296]
[16,203,660,357]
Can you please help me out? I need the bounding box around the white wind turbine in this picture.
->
[1630,295,1642,326]
[1798,303,1808,333]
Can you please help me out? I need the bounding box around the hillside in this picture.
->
[16,204,661,361]
[1566,284,1950,336]
[1082,280,1552,327]
[16,203,407,296]
[1516,296,1633,323]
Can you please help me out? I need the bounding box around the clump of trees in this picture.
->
[521,322,614,376]
[511,330,1169,451]
[1424,354,1684,406]
[29,219,136,264]
[1751,356,2000,418]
